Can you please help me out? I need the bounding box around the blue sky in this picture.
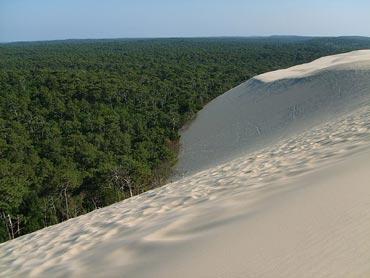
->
[1,0,370,42]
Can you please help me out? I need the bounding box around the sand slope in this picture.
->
[175,50,370,176]
[1,50,370,278]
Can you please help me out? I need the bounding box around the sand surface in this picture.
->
[175,50,370,176]
[1,50,370,278]
[256,49,370,82]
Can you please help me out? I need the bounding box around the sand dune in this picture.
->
[1,50,370,278]
[175,50,370,176]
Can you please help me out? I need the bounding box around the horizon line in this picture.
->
[1,35,370,45]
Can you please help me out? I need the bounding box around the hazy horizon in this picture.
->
[1,0,370,43]
[2,35,370,45]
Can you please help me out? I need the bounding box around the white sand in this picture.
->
[256,49,370,82]
[1,51,370,278]
[175,50,370,177]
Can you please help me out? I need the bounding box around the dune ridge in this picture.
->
[256,49,370,82]
[175,50,370,177]
[1,50,370,277]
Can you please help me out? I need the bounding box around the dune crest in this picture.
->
[176,50,370,176]
[256,49,370,82]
